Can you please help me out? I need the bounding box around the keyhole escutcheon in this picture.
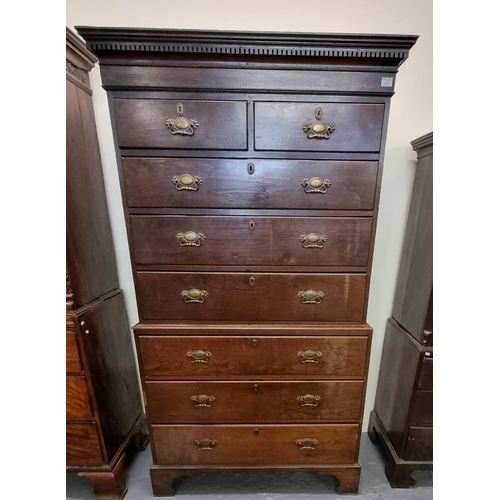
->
[249,276,256,286]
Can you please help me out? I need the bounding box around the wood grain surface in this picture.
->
[138,335,368,380]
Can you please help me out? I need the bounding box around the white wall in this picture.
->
[67,0,432,431]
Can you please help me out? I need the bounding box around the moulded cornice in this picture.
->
[75,27,418,66]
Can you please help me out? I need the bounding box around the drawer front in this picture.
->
[136,272,367,322]
[418,356,433,391]
[131,216,372,267]
[409,391,433,426]
[66,376,93,420]
[114,99,247,150]
[66,331,82,373]
[152,424,359,465]
[404,427,433,461]
[123,158,378,210]
[255,102,384,152]
[66,423,103,466]
[146,380,363,423]
[138,336,368,380]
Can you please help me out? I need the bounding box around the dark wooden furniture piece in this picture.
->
[76,27,417,496]
[368,132,433,487]
[66,27,147,500]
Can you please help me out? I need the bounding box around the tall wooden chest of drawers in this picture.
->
[66,28,147,500]
[77,27,417,495]
[368,132,433,487]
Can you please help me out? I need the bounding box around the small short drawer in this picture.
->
[254,101,384,152]
[404,427,433,461]
[151,424,359,466]
[130,216,372,268]
[146,380,363,424]
[66,331,82,373]
[418,356,433,391]
[66,376,93,421]
[66,423,103,466]
[409,391,433,427]
[138,335,368,380]
[136,272,367,322]
[114,99,247,150]
[123,158,378,210]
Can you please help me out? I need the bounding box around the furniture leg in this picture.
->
[385,462,417,488]
[133,418,149,451]
[319,466,361,494]
[78,454,127,500]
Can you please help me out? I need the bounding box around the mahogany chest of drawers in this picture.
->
[77,27,417,495]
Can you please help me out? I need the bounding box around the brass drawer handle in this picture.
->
[297,394,321,407]
[176,231,205,247]
[191,394,216,407]
[181,289,208,303]
[299,233,327,248]
[301,177,332,194]
[298,350,323,363]
[187,350,212,363]
[302,108,335,139]
[166,103,198,136]
[172,174,203,191]
[296,438,319,450]
[195,438,218,450]
[297,290,324,304]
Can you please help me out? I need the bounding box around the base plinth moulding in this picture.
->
[368,410,432,488]
[150,464,361,496]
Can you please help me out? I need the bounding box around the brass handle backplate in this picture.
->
[301,177,332,194]
[302,108,335,139]
[176,231,205,247]
[191,394,216,407]
[181,289,208,303]
[298,350,323,363]
[296,438,319,450]
[166,103,198,135]
[299,233,327,248]
[297,290,325,304]
[172,174,203,191]
[187,350,212,363]
[195,438,218,450]
[297,394,321,407]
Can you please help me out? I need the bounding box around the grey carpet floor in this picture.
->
[66,434,432,499]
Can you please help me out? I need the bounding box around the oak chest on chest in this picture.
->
[77,27,416,495]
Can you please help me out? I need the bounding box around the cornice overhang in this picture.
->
[75,27,418,66]
[411,132,433,155]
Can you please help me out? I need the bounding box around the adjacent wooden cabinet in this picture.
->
[77,27,417,496]
[392,133,433,347]
[368,132,433,487]
[66,27,147,500]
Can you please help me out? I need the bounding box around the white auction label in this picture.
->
[381,77,394,87]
